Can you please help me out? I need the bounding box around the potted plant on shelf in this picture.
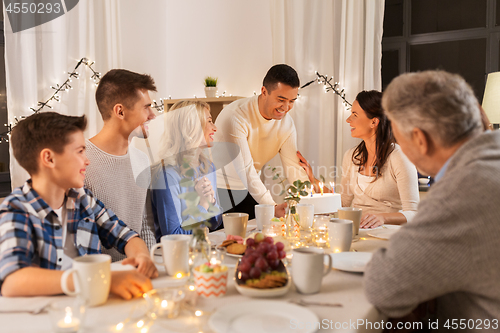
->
[204,76,218,98]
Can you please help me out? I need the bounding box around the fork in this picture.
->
[288,299,343,307]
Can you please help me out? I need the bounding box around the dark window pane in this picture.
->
[411,0,487,34]
[382,50,400,90]
[499,40,500,69]
[410,39,487,101]
[384,0,404,37]
[497,0,500,26]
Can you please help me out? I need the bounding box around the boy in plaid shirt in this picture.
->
[0,112,157,299]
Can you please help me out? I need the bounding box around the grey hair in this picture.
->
[382,70,483,147]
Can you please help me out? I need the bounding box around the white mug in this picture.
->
[255,205,274,231]
[61,254,111,307]
[292,247,332,294]
[328,218,353,253]
[295,204,314,229]
[338,207,362,237]
[222,213,248,238]
[150,234,191,276]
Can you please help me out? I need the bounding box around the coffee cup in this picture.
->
[150,234,191,277]
[328,218,353,252]
[338,207,362,237]
[254,205,274,231]
[61,254,111,307]
[292,247,332,294]
[222,213,248,238]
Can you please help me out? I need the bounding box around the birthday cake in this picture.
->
[299,193,341,215]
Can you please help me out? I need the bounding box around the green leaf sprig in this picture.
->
[267,165,310,215]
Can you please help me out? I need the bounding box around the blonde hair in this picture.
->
[157,100,212,174]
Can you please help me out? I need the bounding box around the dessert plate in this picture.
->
[234,260,290,297]
[209,300,318,333]
[326,252,373,273]
[226,252,244,258]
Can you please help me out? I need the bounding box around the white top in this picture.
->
[84,140,153,261]
[357,173,374,192]
[214,95,308,205]
[341,144,419,222]
[53,205,78,270]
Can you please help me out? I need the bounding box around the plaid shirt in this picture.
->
[0,181,138,285]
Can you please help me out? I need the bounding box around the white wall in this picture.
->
[118,0,273,101]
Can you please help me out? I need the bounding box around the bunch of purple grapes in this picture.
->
[237,234,286,282]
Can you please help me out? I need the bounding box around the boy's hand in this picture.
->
[122,254,159,279]
[110,271,153,300]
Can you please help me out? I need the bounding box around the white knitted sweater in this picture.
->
[84,140,154,261]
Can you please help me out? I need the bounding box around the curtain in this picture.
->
[4,0,121,188]
[268,0,384,192]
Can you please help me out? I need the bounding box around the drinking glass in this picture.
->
[312,216,330,248]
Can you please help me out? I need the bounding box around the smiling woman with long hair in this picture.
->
[150,100,222,239]
[298,90,419,228]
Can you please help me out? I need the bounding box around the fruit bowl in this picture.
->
[234,260,291,298]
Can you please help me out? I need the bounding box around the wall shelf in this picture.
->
[163,96,245,121]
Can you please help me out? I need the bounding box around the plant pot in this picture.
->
[205,86,217,98]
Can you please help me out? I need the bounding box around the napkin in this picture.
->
[0,296,54,313]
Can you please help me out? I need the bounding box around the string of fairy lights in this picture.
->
[300,71,352,108]
[0,57,102,143]
[0,63,348,143]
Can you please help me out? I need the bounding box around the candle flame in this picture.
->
[195,310,203,317]
[137,320,145,328]
[319,182,324,195]
[189,285,196,291]
[176,273,183,278]
[116,323,124,331]
[161,300,168,308]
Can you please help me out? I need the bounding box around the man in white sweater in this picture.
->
[364,70,500,328]
[85,69,157,262]
[214,64,308,219]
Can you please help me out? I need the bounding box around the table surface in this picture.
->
[0,221,389,333]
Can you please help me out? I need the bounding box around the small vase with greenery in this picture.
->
[268,166,310,240]
[204,76,218,98]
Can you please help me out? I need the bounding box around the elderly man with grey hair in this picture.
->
[364,70,500,328]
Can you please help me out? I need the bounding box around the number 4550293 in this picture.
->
[444,319,498,330]
[5,2,61,14]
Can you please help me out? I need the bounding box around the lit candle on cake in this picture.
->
[330,182,335,194]
[319,182,324,195]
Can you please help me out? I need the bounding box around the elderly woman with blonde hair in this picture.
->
[150,100,222,239]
